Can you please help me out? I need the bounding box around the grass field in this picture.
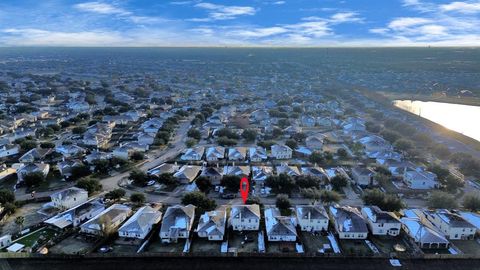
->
[14,227,58,248]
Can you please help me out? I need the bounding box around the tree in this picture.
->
[362,189,405,212]
[40,142,55,149]
[3,202,16,215]
[292,132,307,143]
[432,144,451,159]
[337,148,348,159]
[76,178,102,195]
[265,174,296,194]
[366,121,382,133]
[463,194,480,212]
[380,130,401,143]
[157,173,177,186]
[215,128,240,140]
[320,190,341,204]
[130,193,146,204]
[330,175,348,191]
[72,126,86,135]
[130,169,149,186]
[187,128,202,140]
[20,140,37,151]
[444,174,464,192]
[105,189,126,201]
[257,140,276,150]
[220,175,242,193]
[70,164,91,179]
[309,151,324,164]
[245,196,262,205]
[181,191,216,212]
[241,129,257,142]
[276,194,292,210]
[296,175,321,189]
[15,216,25,230]
[0,189,15,204]
[285,139,298,150]
[217,137,237,146]
[24,171,45,188]
[185,138,197,148]
[428,191,458,209]
[93,159,110,175]
[195,176,212,193]
[394,139,413,152]
[130,151,145,161]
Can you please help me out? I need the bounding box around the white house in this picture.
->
[351,167,376,188]
[329,206,369,239]
[0,235,12,249]
[296,205,329,232]
[249,147,268,162]
[118,206,163,240]
[305,135,325,150]
[223,165,250,179]
[80,204,132,236]
[173,165,201,184]
[196,208,227,241]
[229,204,261,231]
[50,187,89,210]
[361,206,401,236]
[271,144,293,159]
[205,146,225,161]
[276,164,301,177]
[403,167,438,190]
[251,166,273,182]
[160,205,195,243]
[44,198,105,229]
[180,147,205,161]
[422,209,476,240]
[228,147,247,161]
[400,217,450,249]
[0,144,19,158]
[264,207,297,242]
[16,163,50,183]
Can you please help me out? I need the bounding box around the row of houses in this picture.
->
[181,145,293,162]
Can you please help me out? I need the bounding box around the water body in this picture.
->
[394,100,480,142]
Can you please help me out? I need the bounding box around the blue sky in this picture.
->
[0,0,479,46]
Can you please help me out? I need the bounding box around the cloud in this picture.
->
[193,2,256,21]
[329,12,363,23]
[272,1,286,5]
[440,1,480,14]
[388,17,432,30]
[74,2,130,15]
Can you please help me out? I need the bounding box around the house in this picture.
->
[16,163,50,182]
[271,144,293,159]
[200,166,223,185]
[301,115,316,127]
[180,147,205,161]
[264,207,297,242]
[173,165,201,184]
[0,165,16,181]
[301,167,328,181]
[223,165,250,179]
[306,135,325,150]
[0,235,12,249]
[84,151,110,164]
[112,143,148,160]
[276,164,301,177]
[55,145,86,158]
[228,147,247,161]
[51,187,89,210]
[250,109,270,122]
[229,204,261,231]
[358,135,392,154]
[361,206,401,236]
[329,206,369,239]
[148,163,179,177]
[19,147,53,163]
[80,204,132,236]
[400,217,449,249]
[351,167,376,188]
[57,159,84,178]
[422,209,476,240]
[118,206,163,240]
[251,166,273,182]
[45,198,105,229]
[205,146,225,162]
[160,205,196,243]
[196,208,227,241]
[403,167,439,190]
[296,205,329,232]
[0,144,19,158]
[137,132,155,146]
[249,147,267,162]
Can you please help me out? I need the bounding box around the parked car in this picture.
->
[221,193,236,199]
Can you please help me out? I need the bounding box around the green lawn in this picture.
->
[14,227,59,248]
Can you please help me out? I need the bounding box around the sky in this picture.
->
[0,0,479,46]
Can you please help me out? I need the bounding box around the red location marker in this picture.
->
[240,177,249,204]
